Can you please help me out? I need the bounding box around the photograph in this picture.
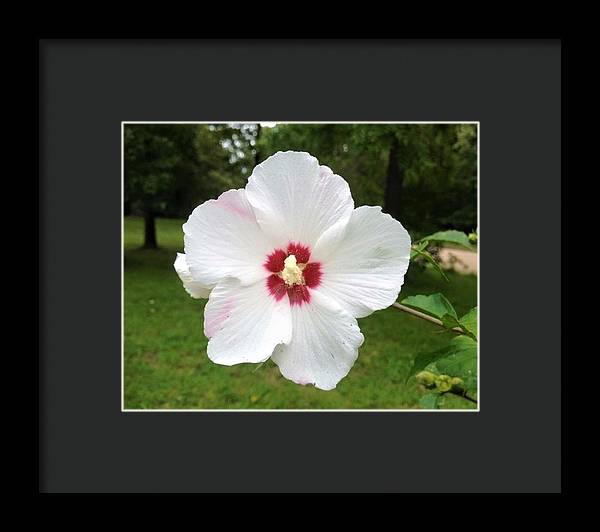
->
[123,122,479,411]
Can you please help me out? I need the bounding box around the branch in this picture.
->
[391,302,466,335]
[446,390,477,404]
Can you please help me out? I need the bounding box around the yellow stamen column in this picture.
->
[282,254,304,286]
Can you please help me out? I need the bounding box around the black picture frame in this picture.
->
[39,38,562,493]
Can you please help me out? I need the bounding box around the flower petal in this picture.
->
[183,189,274,286]
[204,277,292,366]
[271,291,364,391]
[316,206,411,318]
[173,253,212,299]
[246,151,354,250]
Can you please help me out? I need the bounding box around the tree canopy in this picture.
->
[124,123,477,248]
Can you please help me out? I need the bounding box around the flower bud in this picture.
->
[415,371,436,387]
[450,377,463,387]
[435,374,453,392]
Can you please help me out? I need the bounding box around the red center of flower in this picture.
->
[264,242,322,306]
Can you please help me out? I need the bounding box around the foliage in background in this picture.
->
[124,124,250,247]
[124,123,477,247]
[260,123,477,236]
[124,125,180,215]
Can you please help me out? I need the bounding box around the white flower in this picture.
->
[174,151,411,390]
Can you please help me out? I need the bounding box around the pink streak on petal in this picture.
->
[319,165,333,178]
[218,192,254,220]
[205,298,235,338]
[294,378,312,386]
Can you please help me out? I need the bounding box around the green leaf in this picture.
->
[459,307,478,341]
[419,393,440,409]
[436,348,477,378]
[401,293,459,327]
[406,335,477,387]
[411,241,428,255]
[417,230,474,250]
[468,230,478,245]
[435,336,477,389]
[409,247,450,281]
[441,315,462,330]
[406,344,454,383]
[447,334,477,350]
[462,376,478,395]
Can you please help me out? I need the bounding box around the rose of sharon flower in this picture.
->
[174,151,411,390]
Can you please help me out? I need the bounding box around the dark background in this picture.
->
[39,40,561,492]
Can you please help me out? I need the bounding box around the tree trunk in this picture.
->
[254,124,262,167]
[143,211,158,249]
[384,136,404,219]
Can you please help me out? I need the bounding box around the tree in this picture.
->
[254,123,262,166]
[125,123,261,249]
[384,134,403,220]
[124,123,477,247]
[259,123,477,235]
[124,125,181,249]
[170,125,234,218]
[400,124,477,234]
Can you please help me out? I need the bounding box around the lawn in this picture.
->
[124,216,478,409]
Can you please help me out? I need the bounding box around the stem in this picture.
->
[447,390,477,404]
[391,302,466,335]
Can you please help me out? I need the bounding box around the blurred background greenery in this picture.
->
[124,123,477,409]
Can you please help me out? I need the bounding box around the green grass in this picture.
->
[124,216,478,409]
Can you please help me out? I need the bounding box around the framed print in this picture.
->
[39,39,561,493]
